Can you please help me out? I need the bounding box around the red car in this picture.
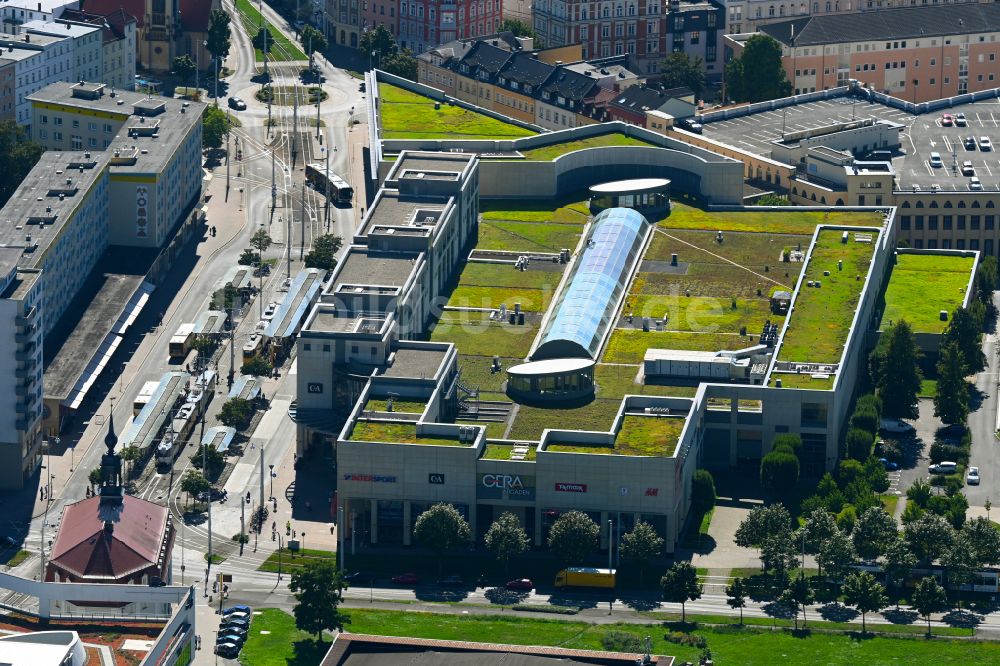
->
[391,572,419,585]
[942,114,954,126]
[505,578,534,591]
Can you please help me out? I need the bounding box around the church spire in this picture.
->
[99,402,123,503]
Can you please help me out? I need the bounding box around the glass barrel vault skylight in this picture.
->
[532,207,651,360]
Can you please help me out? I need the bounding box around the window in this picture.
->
[900,216,911,230]
[323,344,331,352]
[40,115,47,124]
[72,120,79,128]
[690,30,699,44]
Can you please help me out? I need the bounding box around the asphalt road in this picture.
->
[964,292,1000,507]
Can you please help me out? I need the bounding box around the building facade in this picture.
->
[21,19,103,83]
[0,57,14,121]
[0,0,80,34]
[0,33,73,124]
[60,8,139,91]
[724,0,984,35]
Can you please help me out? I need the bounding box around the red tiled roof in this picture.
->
[80,0,145,28]
[49,496,169,580]
[179,0,213,32]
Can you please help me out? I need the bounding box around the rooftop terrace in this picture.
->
[518,133,658,161]
[776,228,878,365]
[881,252,975,334]
[379,83,536,140]
[546,415,685,457]
[348,420,468,446]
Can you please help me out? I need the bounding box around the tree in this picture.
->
[850,404,880,436]
[250,229,273,264]
[724,34,791,103]
[172,54,197,84]
[547,510,599,564]
[484,511,530,575]
[943,535,977,608]
[861,456,890,493]
[761,533,798,581]
[180,469,210,506]
[359,24,397,65]
[725,577,748,624]
[944,307,986,375]
[253,27,274,54]
[873,320,922,419]
[218,397,254,430]
[499,18,538,40]
[0,121,44,208]
[912,576,949,637]
[690,469,716,515]
[884,535,917,608]
[960,517,1000,566]
[242,355,273,377]
[760,448,798,496]
[190,443,225,479]
[852,506,897,561]
[755,194,791,206]
[780,575,814,629]
[304,234,344,272]
[289,559,348,641]
[842,571,888,634]
[121,444,140,480]
[735,504,792,551]
[660,561,701,622]
[904,512,955,565]
[817,528,856,583]
[206,9,232,61]
[381,48,418,81]
[202,105,232,149]
[660,52,706,98]
[238,248,258,266]
[934,340,970,425]
[906,478,933,508]
[300,25,328,68]
[845,428,874,461]
[620,521,664,585]
[800,509,838,560]
[413,503,471,572]
[976,255,998,304]
[88,466,103,490]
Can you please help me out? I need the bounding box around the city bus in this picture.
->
[305,163,353,204]
[169,323,195,359]
[133,380,160,416]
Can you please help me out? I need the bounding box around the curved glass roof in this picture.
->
[533,208,650,360]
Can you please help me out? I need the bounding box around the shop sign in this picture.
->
[478,473,535,501]
[136,186,148,238]
[343,473,397,483]
[428,473,445,484]
[645,487,659,497]
[307,382,323,393]
[555,482,587,493]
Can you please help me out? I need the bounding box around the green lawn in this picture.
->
[881,494,901,516]
[430,315,537,359]
[624,293,780,334]
[379,83,536,140]
[364,398,428,414]
[349,421,469,446]
[233,0,307,62]
[659,202,883,234]
[483,443,538,460]
[519,133,659,161]
[547,415,685,456]
[920,378,938,398]
[448,285,554,313]
[258,547,337,573]
[682,508,715,549]
[4,550,29,567]
[457,262,565,290]
[480,199,591,223]
[771,372,836,390]
[777,229,877,364]
[338,609,993,665]
[509,399,622,440]
[478,220,585,253]
[457,354,521,392]
[881,253,976,333]
[603,329,753,363]
[593,363,699,399]
[239,609,330,666]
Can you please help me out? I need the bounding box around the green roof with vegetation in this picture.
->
[364,397,428,414]
[379,83,537,140]
[657,202,883,234]
[518,133,659,161]
[348,420,468,446]
[771,372,836,390]
[546,415,685,457]
[482,443,538,460]
[881,253,975,333]
[777,229,878,364]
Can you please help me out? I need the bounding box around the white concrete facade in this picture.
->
[21,19,103,84]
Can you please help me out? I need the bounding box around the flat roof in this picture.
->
[381,347,446,379]
[881,251,976,333]
[44,273,143,400]
[590,178,670,194]
[508,358,595,375]
[0,151,109,267]
[23,18,101,37]
[333,249,418,292]
[547,414,686,457]
[393,153,474,177]
[308,309,388,335]
[361,191,447,235]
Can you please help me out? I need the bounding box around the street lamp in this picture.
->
[269,463,275,501]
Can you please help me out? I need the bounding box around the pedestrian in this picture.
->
[608,599,613,615]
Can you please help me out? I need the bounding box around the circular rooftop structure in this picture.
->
[506,358,596,403]
[589,178,671,217]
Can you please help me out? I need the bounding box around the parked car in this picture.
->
[222,611,251,622]
[220,618,250,631]
[929,151,943,168]
[391,572,419,585]
[216,642,241,658]
[961,160,975,175]
[344,571,375,585]
[678,117,703,134]
[955,112,968,126]
[436,575,464,587]
[879,418,914,435]
[196,488,226,502]
[878,458,899,471]
[980,136,993,150]
[217,633,245,645]
[263,301,278,319]
[505,578,534,591]
[941,113,954,126]
[967,466,981,485]
[0,536,16,548]
[227,97,247,111]
[218,625,248,638]
[970,176,983,190]
[929,461,958,475]
[964,135,977,149]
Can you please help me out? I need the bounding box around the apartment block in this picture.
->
[60,8,138,91]
[0,32,74,124]
[0,57,14,121]
[0,0,81,34]
[725,0,982,34]
[20,19,103,83]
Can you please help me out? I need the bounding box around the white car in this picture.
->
[961,160,975,176]
[970,176,983,191]
[929,151,943,168]
[955,112,968,126]
[967,466,981,485]
[929,461,958,475]
[980,136,993,151]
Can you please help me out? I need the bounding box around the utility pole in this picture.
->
[292,85,298,167]
[271,147,276,213]
[315,98,321,140]
[205,436,213,563]
[266,82,272,136]
[225,112,231,200]
[259,444,266,515]
[284,216,291,279]
[300,182,306,260]
[262,23,269,81]
[324,146,331,230]
[240,494,245,556]
[228,306,235,388]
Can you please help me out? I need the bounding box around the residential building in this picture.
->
[362,0,399,41]
[28,81,204,248]
[0,57,14,121]
[0,32,74,124]
[606,83,697,124]
[667,0,724,78]
[0,0,80,34]
[726,3,1000,100]
[60,8,138,91]
[725,0,982,35]
[495,52,554,123]
[46,415,175,616]
[534,64,605,129]
[397,0,503,55]
[326,0,362,48]
[21,18,104,83]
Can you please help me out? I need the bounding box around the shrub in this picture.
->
[846,427,875,461]
[665,631,708,648]
[602,631,645,652]
[855,393,883,418]
[691,469,716,514]
[929,442,966,465]
[836,505,858,533]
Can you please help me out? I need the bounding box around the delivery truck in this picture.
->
[554,567,616,589]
